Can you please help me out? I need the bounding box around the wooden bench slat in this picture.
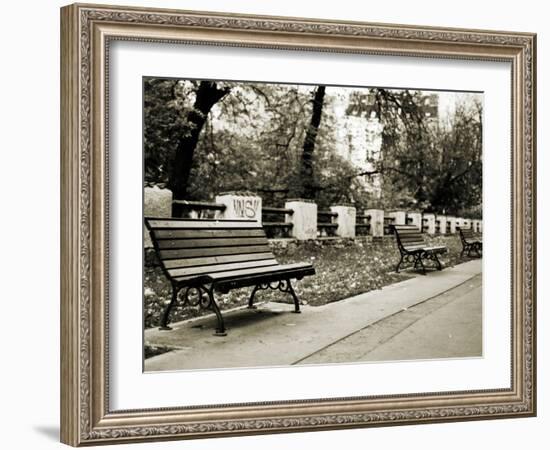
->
[168,259,278,279]
[146,219,259,229]
[156,236,268,250]
[401,241,424,246]
[422,245,447,253]
[399,235,424,242]
[159,245,270,260]
[205,262,314,282]
[162,252,275,269]
[402,245,425,251]
[153,228,266,240]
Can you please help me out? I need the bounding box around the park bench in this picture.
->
[457,226,482,257]
[145,218,315,336]
[390,224,447,274]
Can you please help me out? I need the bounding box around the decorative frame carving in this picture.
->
[60,3,536,446]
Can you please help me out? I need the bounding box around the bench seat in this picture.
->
[145,217,315,335]
[402,244,446,254]
[404,245,447,253]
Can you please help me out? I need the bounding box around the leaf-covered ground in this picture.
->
[143,235,478,329]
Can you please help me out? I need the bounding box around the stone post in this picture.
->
[365,209,384,237]
[215,192,262,224]
[407,212,422,231]
[463,218,472,230]
[474,219,483,233]
[144,186,173,248]
[388,210,407,225]
[330,205,356,238]
[446,216,456,234]
[284,199,317,240]
[423,213,436,235]
[479,220,483,233]
[436,215,447,234]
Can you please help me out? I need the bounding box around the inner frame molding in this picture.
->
[60,3,536,446]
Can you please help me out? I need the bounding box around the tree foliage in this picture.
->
[348,88,482,215]
[144,79,482,215]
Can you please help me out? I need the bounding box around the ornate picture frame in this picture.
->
[60,3,536,446]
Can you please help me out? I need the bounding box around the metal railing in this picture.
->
[422,217,429,233]
[383,215,395,235]
[317,210,338,237]
[172,200,226,218]
[355,214,371,236]
[262,206,294,238]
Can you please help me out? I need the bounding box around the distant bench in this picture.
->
[145,218,315,335]
[457,226,482,257]
[390,224,447,274]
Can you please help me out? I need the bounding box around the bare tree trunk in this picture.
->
[169,81,229,215]
[299,85,326,199]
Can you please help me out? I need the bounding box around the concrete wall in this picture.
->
[144,186,173,248]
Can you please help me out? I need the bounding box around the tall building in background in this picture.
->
[333,90,440,199]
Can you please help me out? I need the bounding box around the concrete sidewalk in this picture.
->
[299,274,482,364]
[145,259,482,372]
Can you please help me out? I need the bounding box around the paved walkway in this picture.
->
[298,274,482,364]
[144,259,482,372]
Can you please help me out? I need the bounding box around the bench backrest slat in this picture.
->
[457,226,477,241]
[169,258,278,279]
[145,218,277,285]
[155,236,268,250]
[391,224,427,252]
[162,252,275,270]
[159,245,271,260]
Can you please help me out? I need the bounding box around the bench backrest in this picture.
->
[145,218,278,285]
[390,224,426,252]
[457,226,477,242]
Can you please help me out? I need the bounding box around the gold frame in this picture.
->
[60,3,536,446]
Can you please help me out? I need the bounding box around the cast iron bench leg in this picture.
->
[286,279,301,313]
[159,283,178,331]
[207,286,227,336]
[416,252,427,275]
[248,284,260,309]
[248,279,301,313]
[395,254,404,273]
[433,252,443,270]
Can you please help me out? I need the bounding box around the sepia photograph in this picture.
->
[142,77,484,372]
